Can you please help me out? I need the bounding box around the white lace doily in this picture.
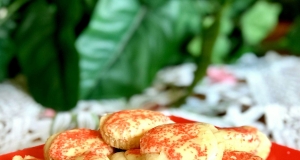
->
[0,51,300,155]
[0,82,50,154]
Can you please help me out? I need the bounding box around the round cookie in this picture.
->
[140,123,221,160]
[215,126,261,154]
[99,109,173,150]
[44,132,60,160]
[45,128,113,160]
[215,126,271,159]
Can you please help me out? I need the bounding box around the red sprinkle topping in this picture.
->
[102,109,171,144]
[218,126,259,143]
[140,123,212,160]
[220,126,257,134]
[49,128,113,160]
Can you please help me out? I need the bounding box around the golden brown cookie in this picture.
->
[215,126,271,159]
[140,123,221,160]
[44,132,60,160]
[99,109,173,150]
[44,128,113,160]
[215,126,261,154]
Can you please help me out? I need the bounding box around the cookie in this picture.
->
[44,128,113,160]
[215,126,271,159]
[99,109,173,150]
[215,126,260,153]
[140,123,221,160]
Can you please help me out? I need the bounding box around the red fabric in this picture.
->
[0,116,299,160]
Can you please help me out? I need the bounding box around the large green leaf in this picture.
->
[13,0,81,111]
[240,0,281,45]
[0,0,22,81]
[139,0,167,8]
[0,39,14,81]
[174,0,203,40]
[77,0,200,99]
[0,0,11,7]
[0,20,15,81]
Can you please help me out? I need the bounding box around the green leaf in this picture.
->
[0,0,25,81]
[240,0,281,45]
[77,0,200,99]
[0,20,15,81]
[173,0,203,39]
[13,0,80,111]
[280,17,300,54]
[188,36,201,57]
[0,39,14,81]
[0,0,11,7]
[139,0,168,8]
[212,34,231,64]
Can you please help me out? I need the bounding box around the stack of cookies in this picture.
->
[17,109,271,160]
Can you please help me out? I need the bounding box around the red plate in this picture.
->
[1,115,299,160]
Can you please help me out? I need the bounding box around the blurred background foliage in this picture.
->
[0,0,299,111]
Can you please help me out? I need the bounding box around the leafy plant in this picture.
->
[0,0,297,111]
[188,0,281,64]
[76,0,202,99]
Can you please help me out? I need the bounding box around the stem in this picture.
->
[172,7,223,107]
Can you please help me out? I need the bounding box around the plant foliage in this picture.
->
[0,0,298,110]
